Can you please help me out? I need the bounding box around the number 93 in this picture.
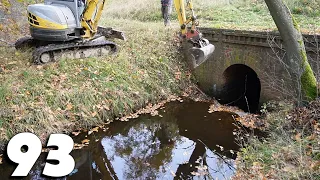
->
[7,133,75,177]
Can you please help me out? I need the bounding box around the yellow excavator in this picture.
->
[15,0,214,66]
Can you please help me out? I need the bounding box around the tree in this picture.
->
[264,0,318,103]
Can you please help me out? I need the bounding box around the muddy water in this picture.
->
[0,100,246,179]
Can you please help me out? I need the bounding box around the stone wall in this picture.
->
[192,28,320,108]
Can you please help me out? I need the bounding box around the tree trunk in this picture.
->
[264,0,317,103]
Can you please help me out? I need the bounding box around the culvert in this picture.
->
[218,64,261,113]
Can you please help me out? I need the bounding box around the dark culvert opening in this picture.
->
[218,64,261,113]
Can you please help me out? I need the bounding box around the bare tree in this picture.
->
[264,0,318,104]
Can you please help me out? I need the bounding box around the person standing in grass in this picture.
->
[161,0,173,26]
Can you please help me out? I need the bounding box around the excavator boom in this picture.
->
[81,0,106,38]
[15,0,213,66]
[173,0,215,68]
[15,0,125,64]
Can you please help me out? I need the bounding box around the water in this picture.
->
[0,100,246,180]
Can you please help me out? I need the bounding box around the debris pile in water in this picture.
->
[208,103,267,130]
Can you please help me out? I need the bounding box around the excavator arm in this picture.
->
[66,0,213,67]
[80,0,213,68]
[81,0,106,38]
[173,0,215,68]
[174,0,197,38]
[80,0,125,40]
[17,0,211,65]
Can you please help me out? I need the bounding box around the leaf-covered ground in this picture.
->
[0,0,320,178]
[234,100,320,179]
[0,17,193,148]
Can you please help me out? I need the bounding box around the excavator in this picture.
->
[15,0,214,67]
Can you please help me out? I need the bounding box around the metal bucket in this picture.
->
[188,43,215,69]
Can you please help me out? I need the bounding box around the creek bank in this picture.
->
[234,99,320,179]
[0,96,266,179]
[0,18,191,152]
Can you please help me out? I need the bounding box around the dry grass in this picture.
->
[103,0,320,33]
[0,13,190,146]
[1,2,320,175]
[234,100,320,179]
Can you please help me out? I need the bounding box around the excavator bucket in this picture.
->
[188,43,215,68]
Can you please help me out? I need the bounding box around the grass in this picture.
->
[104,0,320,33]
[234,100,320,179]
[0,1,319,178]
[0,16,190,144]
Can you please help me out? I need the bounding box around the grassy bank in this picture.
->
[0,0,319,178]
[234,100,320,179]
[105,0,320,33]
[0,16,191,145]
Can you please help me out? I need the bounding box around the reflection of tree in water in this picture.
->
[174,140,236,180]
[0,101,241,180]
[27,153,66,180]
[87,101,238,179]
[102,116,180,179]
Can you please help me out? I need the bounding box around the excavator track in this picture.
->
[32,36,117,64]
[15,26,124,64]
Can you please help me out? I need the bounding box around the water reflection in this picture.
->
[69,100,240,180]
[0,100,243,180]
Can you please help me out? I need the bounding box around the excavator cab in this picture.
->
[17,0,211,65]
[27,0,82,41]
[16,0,125,64]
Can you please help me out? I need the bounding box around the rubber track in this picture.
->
[32,39,117,64]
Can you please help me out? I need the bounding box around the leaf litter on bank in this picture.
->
[118,95,182,122]
[208,102,268,130]
[72,131,81,136]
[234,99,320,179]
[81,139,90,145]
[88,127,99,135]
[73,87,210,149]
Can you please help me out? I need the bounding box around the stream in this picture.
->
[0,99,252,180]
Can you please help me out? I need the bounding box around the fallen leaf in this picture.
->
[174,71,181,80]
[191,171,200,176]
[170,170,176,177]
[81,139,90,145]
[66,103,73,111]
[294,133,301,142]
[283,164,295,172]
[88,127,99,135]
[311,161,320,170]
[72,131,81,136]
[41,149,49,153]
[91,111,97,117]
[0,154,2,164]
[74,143,85,150]
[307,134,316,141]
